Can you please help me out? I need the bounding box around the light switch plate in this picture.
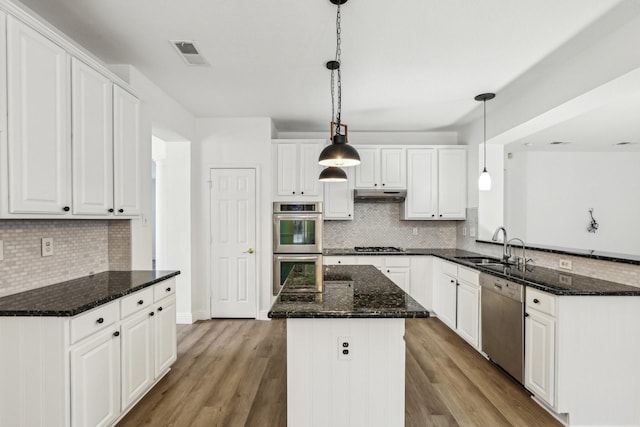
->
[41,237,53,257]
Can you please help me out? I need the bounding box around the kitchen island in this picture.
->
[269,265,428,427]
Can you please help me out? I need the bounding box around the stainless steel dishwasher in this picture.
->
[480,273,525,384]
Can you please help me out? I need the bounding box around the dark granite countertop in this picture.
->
[0,270,181,317]
[268,265,430,318]
[323,248,640,296]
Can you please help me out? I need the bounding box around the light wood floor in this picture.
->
[117,317,560,427]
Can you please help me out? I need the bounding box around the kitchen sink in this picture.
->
[454,256,507,266]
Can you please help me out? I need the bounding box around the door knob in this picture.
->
[244,248,255,254]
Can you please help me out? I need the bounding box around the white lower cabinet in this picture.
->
[525,307,556,406]
[0,277,177,427]
[432,259,458,330]
[70,327,121,427]
[432,259,480,350]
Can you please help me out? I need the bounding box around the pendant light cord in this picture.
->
[483,99,487,171]
[330,2,342,132]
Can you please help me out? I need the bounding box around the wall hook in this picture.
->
[587,208,599,233]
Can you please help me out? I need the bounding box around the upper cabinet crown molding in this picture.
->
[0,0,136,96]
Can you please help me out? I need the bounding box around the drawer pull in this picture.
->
[96,317,104,324]
[138,300,144,305]
[113,331,120,337]
[524,313,529,318]
[166,287,171,292]
[149,312,155,317]
[158,307,163,312]
[533,298,540,304]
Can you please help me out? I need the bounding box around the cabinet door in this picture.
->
[7,16,71,214]
[456,281,479,348]
[433,272,457,329]
[113,85,141,216]
[298,142,323,197]
[275,143,299,197]
[380,148,406,189]
[525,310,556,407]
[437,149,467,219]
[70,328,121,427]
[71,59,114,215]
[354,147,379,188]
[385,267,411,293]
[121,310,154,409]
[324,168,353,220]
[404,149,437,219]
[154,296,177,377]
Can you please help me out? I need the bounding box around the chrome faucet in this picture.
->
[507,237,530,270]
[492,227,510,263]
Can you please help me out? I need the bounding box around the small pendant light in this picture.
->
[475,92,496,191]
[319,0,359,181]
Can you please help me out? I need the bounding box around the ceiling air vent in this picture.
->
[170,40,209,66]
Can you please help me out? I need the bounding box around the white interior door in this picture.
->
[210,168,257,318]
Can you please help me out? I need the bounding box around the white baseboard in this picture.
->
[176,312,193,324]
[258,309,271,321]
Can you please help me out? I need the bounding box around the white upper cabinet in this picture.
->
[437,148,467,219]
[273,139,324,200]
[323,167,354,220]
[354,146,406,189]
[72,58,114,215]
[0,11,141,219]
[402,147,467,220]
[7,16,71,215]
[113,85,142,215]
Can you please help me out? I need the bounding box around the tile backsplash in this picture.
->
[324,203,457,249]
[0,220,131,297]
[457,208,640,288]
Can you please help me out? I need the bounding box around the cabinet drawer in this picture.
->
[154,279,176,302]
[384,257,411,268]
[458,267,479,286]
[436,259,458,277]
[526,288,556,316]
[121,287,154,319]
[70,302,119,345]
[323,256,357,265]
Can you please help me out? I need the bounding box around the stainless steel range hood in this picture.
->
[353,189,407,203]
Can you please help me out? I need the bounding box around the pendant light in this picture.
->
[475,92,495,191]
[319,0,359,181]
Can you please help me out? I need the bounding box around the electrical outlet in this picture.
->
[412,227,418,236]
[0,239,3,261]
[470,227,476,237]
[559,259,572,270]
[559,274,572,285]
[462,227,467,236]
[337,336,352,360]
[41,238,53,257]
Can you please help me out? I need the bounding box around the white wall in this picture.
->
[192,118,273,320]
[152,137,193,323]
[506,151,640,255]
[477,143,504,240]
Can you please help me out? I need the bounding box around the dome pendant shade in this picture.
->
[318,140,361,167]
[478,168,492,191]
[319,166,348,182]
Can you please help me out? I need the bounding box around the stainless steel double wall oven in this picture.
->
[272,202,323,295]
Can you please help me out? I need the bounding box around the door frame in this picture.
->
[208,165,261,319]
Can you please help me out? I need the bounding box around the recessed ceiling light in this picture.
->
[615,141,637,146]
[550,141,571,145]
[524,142,533,146]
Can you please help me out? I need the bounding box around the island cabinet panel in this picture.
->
[287,318,405,427]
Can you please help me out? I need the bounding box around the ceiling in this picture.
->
[17,0,623,132]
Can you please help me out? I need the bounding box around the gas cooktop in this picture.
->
[354,246,404,253]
